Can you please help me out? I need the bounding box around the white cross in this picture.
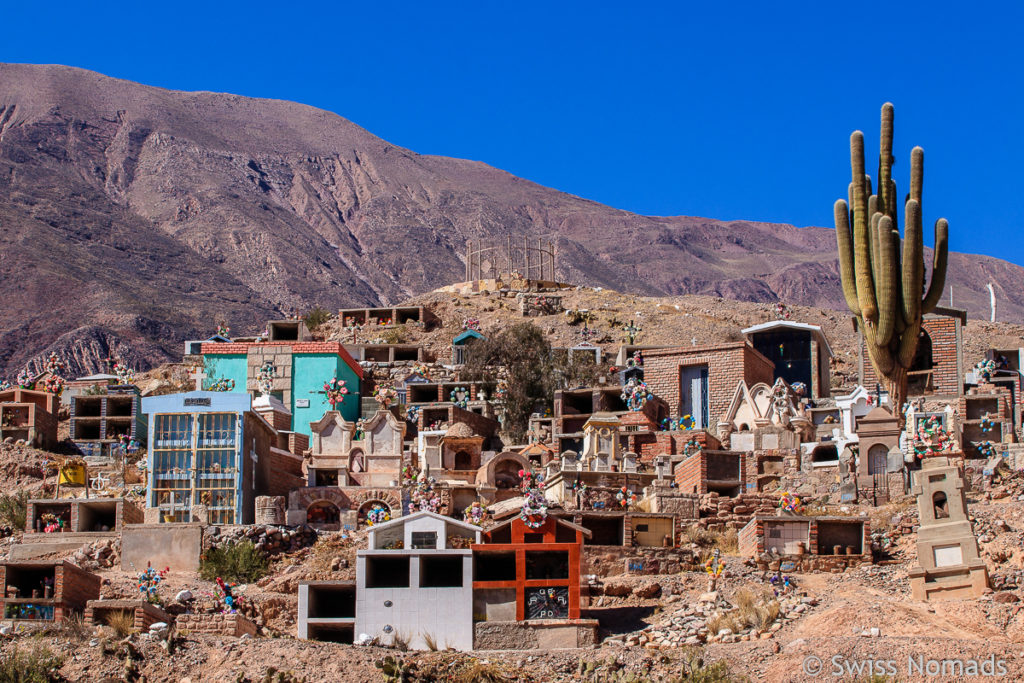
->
[190,366,207,391]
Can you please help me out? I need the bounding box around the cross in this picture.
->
[623,319,642,345]
[190,366,207,391]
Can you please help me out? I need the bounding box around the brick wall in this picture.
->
[120,499,144,526]
[860,313,963,397]
[644,342,775,424]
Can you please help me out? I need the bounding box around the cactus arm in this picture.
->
[851,132,878,322]
[875,215,899,346]
[878,103,894,216]
[922,218,949,314]
[901,199,923,326]
[834,199,862,317]
[910,146,923,204]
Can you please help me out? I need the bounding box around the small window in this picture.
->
[524,533,544,544]
[635,524,649,533]
[411,531,437,549]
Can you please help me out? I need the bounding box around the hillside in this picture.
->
[1,63,1021,378]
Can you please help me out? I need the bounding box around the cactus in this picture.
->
[834,103,948,413]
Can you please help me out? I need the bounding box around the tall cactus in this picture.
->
[834,103,949,413]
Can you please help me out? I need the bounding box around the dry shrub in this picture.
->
[105,609,136,638]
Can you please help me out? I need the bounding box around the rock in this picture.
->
[603,582,631,597]
[604,638,624,647]
[717,628,733,637]
[150,622,169,639]
[698,591,718,603]
[634,582,662,599]
[175,590,193,603]
[994,591,1020,604]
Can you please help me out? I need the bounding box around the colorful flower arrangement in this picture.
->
[449,386,469,409]
[625,350,643,369]
[410,363,430,380]
[980,413,997,433]
[324,377,349,408]
[974,440,998,458]
[681,435,702,457]
[569,480,588,500]
[494,380,509,400]
[407,472,441,513]
[216,324,230,338]
[462,318,481,332]
[40,512,64,534]
[661,414,696,432]
[615,486,637,509]
[38,375,66,396]
[975,359,996,382]
[621,378,653,412]
[705,550,726,578]
[405,405,420,423]
[208,377,235,392]
[519,470,548,529]
[778,491,803,514]
[137,564,169,605]
[42,352,66,376]
[774,302,791,320]
[256,360,276,395]
[215,577,242,613]
[113,360,135,385]
[374,384,397,408]
[912,415,954,458]
[119,434,140,455]
[16,369,35,389]
[463,501,489,526]
[791,382,807,397]
[365,504,391,526]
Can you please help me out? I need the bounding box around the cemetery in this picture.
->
[0,103,1021,681]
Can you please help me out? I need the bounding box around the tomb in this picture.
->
[142,391,304,524]
[297,581,356,642]
[200,337,363,437]
[0,388,59,450]
[643,342,775,430]
[70,385,147,458]
[26,498,142,534]
[741,321,834,398]
[85,599,171,632]
[452,329,485,366]
[738,514,872,572]
[0,560,100,622]
[958,382,1014,459]
[908,457,988,600]
[338,305,436,329]
[716,378,813,451]
[472,514,598,649]
[854,406,904,505]
[674,450,748,497]
[355,511,480,650]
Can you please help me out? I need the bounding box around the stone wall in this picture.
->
[85,599,170,631]
[176,612,257,637]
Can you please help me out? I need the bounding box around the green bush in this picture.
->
[303,306,332,332]
[0,641,65,682]
[0,490,29,531]
[199,540,269,584]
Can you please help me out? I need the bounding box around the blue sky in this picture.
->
[3,2,1022,265]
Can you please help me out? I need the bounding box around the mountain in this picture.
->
[0,63,1020,378]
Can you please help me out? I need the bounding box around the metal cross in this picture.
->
[623,319,642,345]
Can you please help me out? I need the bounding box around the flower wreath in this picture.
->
[0,380,10,391]
[16,368,35,389]
[974,440,998,458]
[256,361,276,395]
[216,324,230,338]
[778,491,803,514]
[410,363,430,380]
[462,318,481,332]
[520,489,548,529]
[615,486,637,509]
[38,375,66,396]
[463,501,489,526]
[405,405,420,423]
[913,415,954,458]
[113,360,135,385]
[449,386,469,409]
[621,378,653,412]
[365,504,391,526]
[625,351,644,369]
[980,413,997,433]
[323,377,349,408]
[681,435,702,457]
[407,473,441,513]
[42,352,67,376]
[374,384,397,408]
[791,381,807,397]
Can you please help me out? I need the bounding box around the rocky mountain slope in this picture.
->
[1,63,1021,377]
